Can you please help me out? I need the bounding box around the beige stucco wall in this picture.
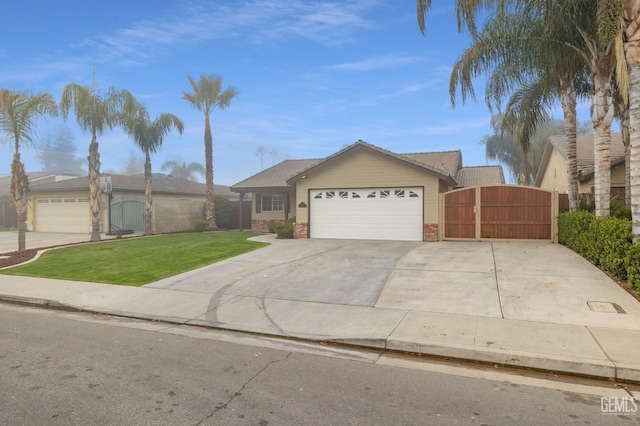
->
[153,194,205,234]
[539,149,626,196]
[578,163,626,193]
[538,149,568,193]
[293,149,442,224]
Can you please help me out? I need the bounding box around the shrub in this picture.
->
[194,220,209,232]
[214,195,235,229]
[625,243,640,295]
[274,222,293,239]
[592,217,632,279]
[558,211,632,280]
[267,221,278,233]
[558,211,595,255]
[579,194,595,213]
[610,197,631,220]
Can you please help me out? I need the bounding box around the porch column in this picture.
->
[238,192,244,231]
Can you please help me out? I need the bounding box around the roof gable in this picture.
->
[286,140,457,186]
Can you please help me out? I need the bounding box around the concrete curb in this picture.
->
[2,293,638,383]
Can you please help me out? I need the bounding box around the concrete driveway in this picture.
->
[148,235,640,331]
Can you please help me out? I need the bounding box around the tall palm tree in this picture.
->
[0,89,57,251]
[60,75,130,242]
[622,3,640,240]
[448,5,589,210]
[182,74,238,229]
[160,160,205,182]
[121,97,184,235]
[420,1,626,217]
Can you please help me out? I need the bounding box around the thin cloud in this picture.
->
[419,118,490,135]
[326,54,425,71]
[77,0,377,64]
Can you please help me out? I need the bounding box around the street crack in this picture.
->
[196,351,292,425]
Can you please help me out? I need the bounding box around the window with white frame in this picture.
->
[261,194,285,212]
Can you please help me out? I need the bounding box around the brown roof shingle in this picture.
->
[231,159,321,192]
[455,166,505,187]
[231,140,504,191]
[29,173,236,198]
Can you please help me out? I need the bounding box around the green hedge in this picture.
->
[559,211,638,294]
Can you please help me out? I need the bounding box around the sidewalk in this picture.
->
[1,269,639,382]
[0,236,640,382]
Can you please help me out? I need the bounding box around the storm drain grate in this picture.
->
[587,301,626,314]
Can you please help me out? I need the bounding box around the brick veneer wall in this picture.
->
[294,222,308,239]
[252,219,284,232]
[423,223,438,242]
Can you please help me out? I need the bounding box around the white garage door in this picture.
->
[35,197,90,233]
[310,188,423,241]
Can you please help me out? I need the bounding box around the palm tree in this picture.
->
[121,97,184,235]
[420,1,626,217]
[182,74,238,229]
[60,75,130,242]
[160,160,205,182]
[0,89,57,251]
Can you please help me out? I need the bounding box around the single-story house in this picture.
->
[231,140,505,242]
[27,173,236,234]
[534,133,626,201]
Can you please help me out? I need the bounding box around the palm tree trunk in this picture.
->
[591,60,614,218]
[10,154,29,252]
[204,114,217,229]
[625,3,640,240]
[630,61,640,241]
[620,106,631,205]
[559,75,579,211]
[144,153,153,235]
[88,136,102,242]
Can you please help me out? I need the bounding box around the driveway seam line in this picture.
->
[585,326,619,379]
[384,310,410,349]
[491,242,505,319]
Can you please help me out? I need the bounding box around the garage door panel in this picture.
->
[35,198,90,233]
[310,188,423,241]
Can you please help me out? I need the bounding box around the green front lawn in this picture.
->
[1,232,267,286]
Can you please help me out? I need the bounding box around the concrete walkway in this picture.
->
[1,234,639,382]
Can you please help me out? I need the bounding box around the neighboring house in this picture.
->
[0,170,81,229]
[231,140,504,242]
[27,173,236,234]
[534,133,626,201]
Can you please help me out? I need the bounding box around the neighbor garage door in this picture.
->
[35,197,90,233]
[309,187,423,241]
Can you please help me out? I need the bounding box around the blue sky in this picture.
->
[0,1,586,185]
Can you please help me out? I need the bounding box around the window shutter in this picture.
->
[256,193,261,213]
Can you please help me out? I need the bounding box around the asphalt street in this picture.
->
[1,303,638,425]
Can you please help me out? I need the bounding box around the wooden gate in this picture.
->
[443,185,556,241]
